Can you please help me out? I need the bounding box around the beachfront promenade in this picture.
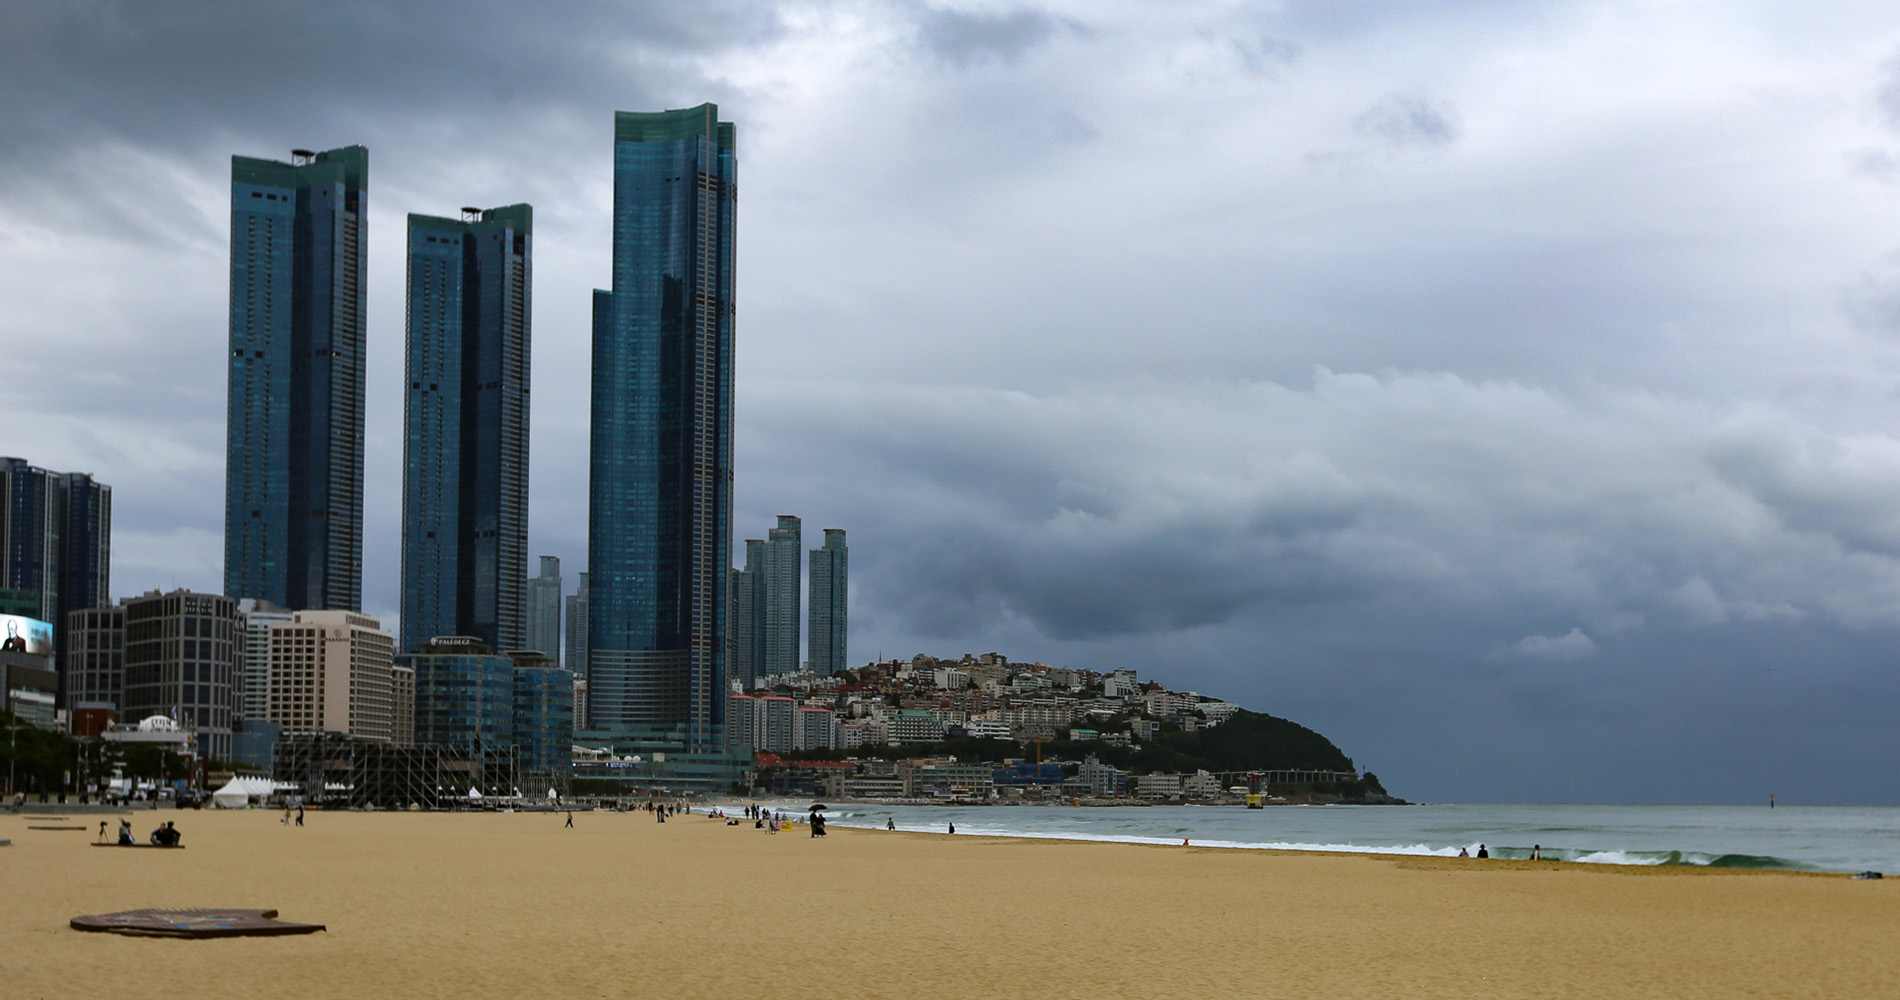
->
[2,808,1893,998]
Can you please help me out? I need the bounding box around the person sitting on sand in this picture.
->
[117,819,134,845]
[1457,846,1468,858]
[1476,843,1489,858]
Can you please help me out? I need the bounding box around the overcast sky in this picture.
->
[7,0,1900,803]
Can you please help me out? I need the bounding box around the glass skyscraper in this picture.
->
[565,571,589,680]
[808,528,847,676]
[763,514,802,677]
[587,105,735,750]
[225,146,368,613]
[523,555,562,662]
[398,204,532,653]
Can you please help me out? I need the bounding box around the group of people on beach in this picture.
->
[1454,843,1546,860]
[99,818,181,846]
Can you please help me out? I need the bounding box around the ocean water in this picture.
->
[798,802,1900,874]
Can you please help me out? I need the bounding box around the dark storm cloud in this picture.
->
[0,0,776,140]
[754,370,1900,653]
[0,0,782,236]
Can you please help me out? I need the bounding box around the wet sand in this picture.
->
[1,808,1894,999]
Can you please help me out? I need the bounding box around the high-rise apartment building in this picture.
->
[225,146,368,613]
[565,572,589,680]
[762,515,802,677]
[120,590,239,760]
[263,610,400,742]
[398,205,532,652]
[2,456,111,695]
[523,556,561,661]
[587,105,735,750]
[808,528,847,676]
[729,537,765,689]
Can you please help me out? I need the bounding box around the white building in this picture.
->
[932,667,970,690]
[1137,772,1182,799]
[1181,770,1222,798]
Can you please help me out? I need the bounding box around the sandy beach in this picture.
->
[1,807,1893,999]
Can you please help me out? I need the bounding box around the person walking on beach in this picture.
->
[565,810,574,828]
[295,804,304,827]
[887,818,896,831]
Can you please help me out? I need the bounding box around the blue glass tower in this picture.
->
[399,205,532,653]
[587,105,735,751]
[225,146,368,613]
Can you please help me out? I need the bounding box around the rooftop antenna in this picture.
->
[461,206,482,223]
[290,149,315,166]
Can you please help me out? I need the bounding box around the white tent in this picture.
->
[211,776,276,809]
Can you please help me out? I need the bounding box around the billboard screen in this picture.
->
[0,614,54,656]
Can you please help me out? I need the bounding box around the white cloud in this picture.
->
[1494,628,1598,663]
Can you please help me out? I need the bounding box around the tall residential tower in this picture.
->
[808,528,847,676]
[762,515,801,677]
[2,456,111,696]
[398,204,532,652]
[729,537,765,689]
[587,105,735,750]
[225,146,368,612]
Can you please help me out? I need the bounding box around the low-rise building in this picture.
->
[889,708,944,744]
[1077,755,1127,797]
[1137,772,1182,799]
[1182,769,1222,798]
